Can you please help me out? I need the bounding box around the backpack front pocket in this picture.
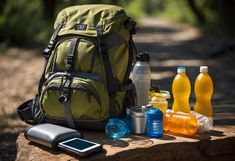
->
[39,73,108,120]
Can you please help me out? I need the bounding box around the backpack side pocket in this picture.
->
[17,95,45,125]
[32,94,45,123]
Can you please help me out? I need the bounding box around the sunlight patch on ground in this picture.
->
[135,17,202,43]
[151,71,175,80]
[151,59,205,67]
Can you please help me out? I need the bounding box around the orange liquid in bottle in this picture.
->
[163,111,198,136]
[172,67,191,113]
[194,66,213,117]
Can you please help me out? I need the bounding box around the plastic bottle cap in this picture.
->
[200,66,208,73]
[136,52,150,62]
[146,108,163,120]
[177,66,186,73]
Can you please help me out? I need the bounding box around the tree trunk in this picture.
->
[217,0,235,36]
[186,0,206,24]
[43,0,55,20]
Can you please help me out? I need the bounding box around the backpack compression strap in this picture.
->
[96,26,118,118]
[58,37,79,129]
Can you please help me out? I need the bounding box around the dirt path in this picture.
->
[0,48,43,160]
[0,17,234,161]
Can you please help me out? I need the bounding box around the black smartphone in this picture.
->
[58,138,103,157]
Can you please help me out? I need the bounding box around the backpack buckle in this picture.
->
[43,48,50,58]
[58,75,72,103]
[43,40,56,58]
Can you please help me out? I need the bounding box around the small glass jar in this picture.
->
[149,90,170,113]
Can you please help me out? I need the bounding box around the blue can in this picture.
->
[146,108,163,138]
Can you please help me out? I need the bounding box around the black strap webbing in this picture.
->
[96,26,117,118]
[63,101,76,128]
[61,37,79,129]
[118,81,135,91]
[129,36,137,63]
[38,23,64,92]
[66,38,79,72]
[43,23,64,58]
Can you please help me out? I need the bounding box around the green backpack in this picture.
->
[17,4,137,129]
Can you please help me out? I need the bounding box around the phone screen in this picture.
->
[62,138,97,150]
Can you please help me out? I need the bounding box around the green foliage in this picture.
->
[124,0,146,19]
[0,0,53,46]
[153,0,224,36]
[154,0,197,24]
[0,0,146,47]
[0,0,227,47]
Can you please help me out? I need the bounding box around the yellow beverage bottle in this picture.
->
[163,110,198,136]
[172,67,191,113]
[194,66,213,117]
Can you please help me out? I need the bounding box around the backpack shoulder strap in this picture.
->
[43,23,64,58]
[38,23,64,92]
[121,17,137,83]
[96,25,118,118]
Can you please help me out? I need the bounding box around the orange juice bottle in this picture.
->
[163,110,198,136]
[172,67,191,113]
[194,66,213,117]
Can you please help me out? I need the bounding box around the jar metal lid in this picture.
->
[131,108,146,117]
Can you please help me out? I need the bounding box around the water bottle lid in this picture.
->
[200,66,208,73]
[131,108,146,117]
[136,52,150,62]
[146,108,163,120]
[177,66,186,73]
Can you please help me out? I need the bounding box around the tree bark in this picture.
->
[43,0,55,20]
[186,0,206,24]
[217,0,235,36]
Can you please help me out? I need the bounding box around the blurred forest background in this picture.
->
[0,0,234,49]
